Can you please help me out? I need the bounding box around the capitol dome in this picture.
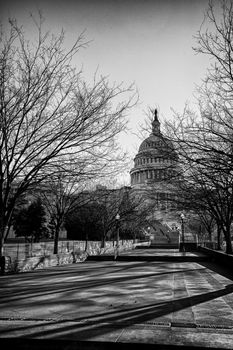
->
[130,109,177,187]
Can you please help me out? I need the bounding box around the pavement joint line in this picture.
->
[144,321,171,327]
[1,318,233,330]
[114,328,125,342]
[0,317,58,322]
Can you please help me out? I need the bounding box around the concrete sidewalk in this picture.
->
[0,250,233,349]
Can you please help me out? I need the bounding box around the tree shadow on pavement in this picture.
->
[0,267,205,304]
[2,284,233,341]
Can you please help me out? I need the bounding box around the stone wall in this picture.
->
[2,240,149,274]
[198,246,233,267]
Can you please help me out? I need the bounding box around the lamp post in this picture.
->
[180,213,185,252]
[147,226,151,242]
[114,213,120,260]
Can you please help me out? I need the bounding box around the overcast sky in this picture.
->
[1,0,214,183]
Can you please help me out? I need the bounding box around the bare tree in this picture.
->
[0,15,136,258]
[170,166,229,250]
[163,0,233,254]
[165,107,233,253]
[86,185,146,247]
[39,170,89,254]
[40,154,132,254]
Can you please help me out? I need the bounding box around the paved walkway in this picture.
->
[0,249,233,348]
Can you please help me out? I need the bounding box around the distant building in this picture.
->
[130,109,180,244]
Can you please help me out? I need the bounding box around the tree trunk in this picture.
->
[85,232,89,251]
[0,225,8,274]
[0,216,6,259]
[0,233,4,259]
[224,230,233,255]
[0,224,9,258]
[53,226,60,254]
[207,228,212,241]
[101,234,105,248]
[101,221,106,248]
[0,235,5,274]
[217,225,221,250]
[133,232,136,244]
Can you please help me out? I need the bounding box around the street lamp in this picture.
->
[114,213,120,260]
[180,213,185,252]
[147,226,151,242]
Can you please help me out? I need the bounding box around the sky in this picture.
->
[1,0,214,184]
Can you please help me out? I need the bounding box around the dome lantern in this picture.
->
[151,109,161,136]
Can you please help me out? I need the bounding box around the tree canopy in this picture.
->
[0,14,136,256]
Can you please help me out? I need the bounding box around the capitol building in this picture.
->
[130,109,180,242]
[130,110,178,208]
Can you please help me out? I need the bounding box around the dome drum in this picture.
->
[130,168,176,185]
[134,156,175,168]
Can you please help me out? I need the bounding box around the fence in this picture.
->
[2,239,141,274]
[3,240,88,261]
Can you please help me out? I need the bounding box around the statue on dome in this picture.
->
[151,108,160,135]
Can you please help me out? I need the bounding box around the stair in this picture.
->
[149,221,179,247]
